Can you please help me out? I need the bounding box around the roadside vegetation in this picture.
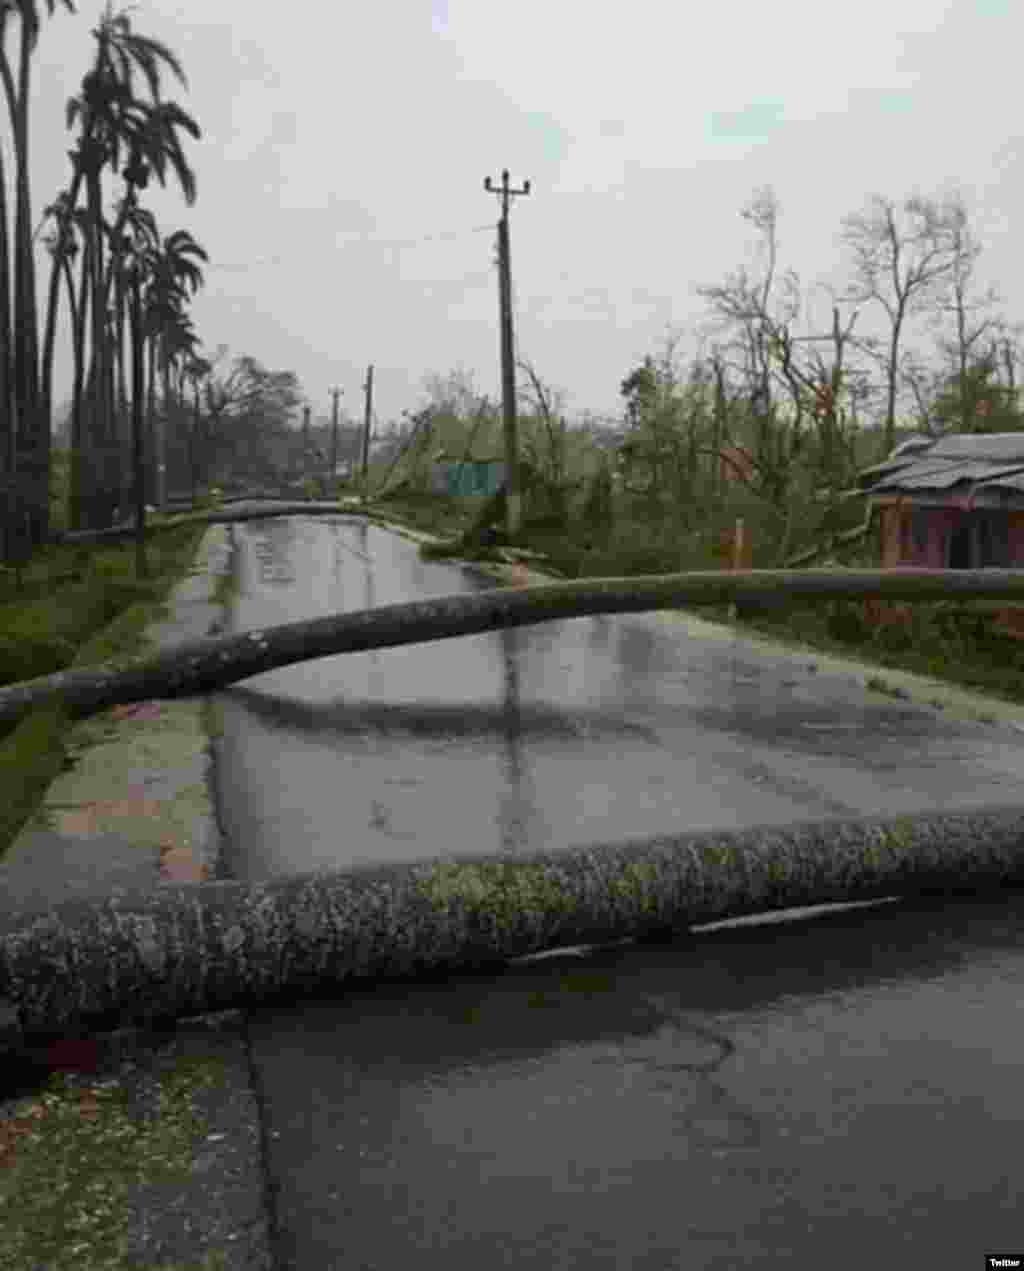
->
[370,477,1024,713]
[0,448,207,856]
[0,1055,232,1271]
[365,333,1024,714]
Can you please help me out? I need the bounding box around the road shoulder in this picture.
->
[0,522,275,1271]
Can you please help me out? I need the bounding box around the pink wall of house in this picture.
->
[878,500,1024,568]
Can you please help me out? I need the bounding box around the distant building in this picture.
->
[430,451,507,498]
[857,432,1024,568]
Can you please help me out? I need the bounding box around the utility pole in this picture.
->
[329,387,342,491]
[484,168,530,539]
[302,404,311,495]
[361,363,374,505]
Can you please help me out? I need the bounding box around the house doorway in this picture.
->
[948,522,972,569]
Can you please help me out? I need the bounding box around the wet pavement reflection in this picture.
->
[212,514,1024,880]
[208,511,1024,1268]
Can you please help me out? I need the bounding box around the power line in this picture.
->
[206,223,495,271]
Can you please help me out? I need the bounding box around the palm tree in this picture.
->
[145,228,207,509]
[122,217,153,577]
[49,3,197,529]
[0,0,76,555]
[183,353,212,501]
[160,306,197,498]
[38,192,87,528]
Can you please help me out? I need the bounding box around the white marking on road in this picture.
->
[507,897,904,965]
[689,895,902,932]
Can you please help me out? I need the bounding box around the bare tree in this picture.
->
[899,348,944,437]
[517,358,568,488]
[421,365,481,424]
[841,193,961,452]
[698,189,865,559]
[698,189,784,430]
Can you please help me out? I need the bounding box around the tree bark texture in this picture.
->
[2,805,1023,1048]
[4,563,1024,732]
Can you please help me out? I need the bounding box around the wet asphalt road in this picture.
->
[211,511,1024,1269]
[214,514,1024,877]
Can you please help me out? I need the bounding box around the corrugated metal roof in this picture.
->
[859,432,1024,501]
[857,454,942,485]
[926,432,1024,462]
[976,470,1024,494]
[869,459,1024,493]
[888,435,936,459]
[859,432,1024,482]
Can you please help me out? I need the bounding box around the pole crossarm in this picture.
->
[484,168,531,214]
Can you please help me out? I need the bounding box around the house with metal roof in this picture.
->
[857,432,1024,569]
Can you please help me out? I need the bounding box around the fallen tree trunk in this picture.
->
[3,567,1024,732]
[2,805,1023,1051]
[47,501,352,546]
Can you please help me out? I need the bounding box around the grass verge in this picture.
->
[0,1057,231,1271]
[0,520,209,861]
[715,598,1024,711]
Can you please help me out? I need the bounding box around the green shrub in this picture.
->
[825,601,868,644]
[0,585,109,648]
[0,696,70,852]
[0,633,77,684]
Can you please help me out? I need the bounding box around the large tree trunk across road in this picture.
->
[3,806,1024,1051]
[4,566,1024,731]
[5,508,1024,1053]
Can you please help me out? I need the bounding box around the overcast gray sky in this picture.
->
[29,0,1022,428]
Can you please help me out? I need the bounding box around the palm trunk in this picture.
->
[190,381,202,501]
[13,27,43,545]
[39,224,65,433]
[0,45,27,557]
[129,269,147,579]
[41,168,86,438]
[113,269,129,514]
[0,136,13,564]
[105,314,123,519]
[100,203,135,519]
[67,241,89,531]
[146,328,157,505]
[60,253,81,531]
[85,165,111,529]
[159,330,170,510]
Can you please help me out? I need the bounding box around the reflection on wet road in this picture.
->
[210,512,1024,1269]
[213,514,1024,880]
